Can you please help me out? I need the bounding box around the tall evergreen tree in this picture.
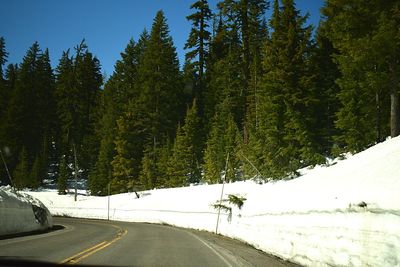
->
[311,24,341,155]
[55,40,103,179]
[185,0,212,115]
[1,64,17,122]
[204,15,230,128]
[74,42,103,173]
[0,38,9,183]
[322,0,399,152]
[0,37,8,120]
[109,31,149,192]
[167,124,188,186]
[54,49,75,152]
[0,63,18,185]
[34,49,56,183]
[0,37,7,78]
[168,100,202,186]
[204,99,241,183]
[89,111,115,195]
[134,11,184,188]
[257,0,322,178]
[89,36,148,195]
[207,5,246,129]
[203,1,269,180]
[29,155,44,188]
[240,0,268,86]
[12,147,29,189]
[156,140,173,188]
[245,1,269,132]
[57,156,68,195]
[215,0,247,128]
[3,43,41,164]
[138,10,184,145]
[241,2,269,178]
[139,145,158,189]
[1,42,55,187]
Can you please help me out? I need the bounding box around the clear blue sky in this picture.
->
[0,0,325,78]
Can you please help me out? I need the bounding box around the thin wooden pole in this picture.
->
[216,152,229,234]
[73,143,78,202]
[0,149,14,190]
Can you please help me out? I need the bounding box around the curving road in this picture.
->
[0,217,300,266]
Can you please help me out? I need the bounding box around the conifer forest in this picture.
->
[0,0,399,195]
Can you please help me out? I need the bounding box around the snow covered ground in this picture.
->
[25,136,400,266]
[0,186,53,236]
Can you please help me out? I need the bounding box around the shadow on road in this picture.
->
[0,225,65,241]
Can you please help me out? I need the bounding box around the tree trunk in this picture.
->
[241,0,250,83]
[390,62,400,137]
[198,1,206,117]
[376,91,381,142]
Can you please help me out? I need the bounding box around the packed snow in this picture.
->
[0,186,53,236]
[23,136,400,266]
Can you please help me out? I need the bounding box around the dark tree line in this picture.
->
[0,38,102,190]
[0,0,399,194]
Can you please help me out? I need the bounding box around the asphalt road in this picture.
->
[0,217,301,267]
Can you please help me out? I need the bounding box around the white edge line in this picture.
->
[186,231,234,267]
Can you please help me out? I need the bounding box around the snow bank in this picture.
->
[26,137,400,266]
[0,186,53,236]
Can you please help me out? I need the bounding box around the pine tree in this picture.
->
[240,0,268,86]
[168,100,202,186]
[257,0,322,178]
[55,40,103,179]
[156,140,173,187]
[0,64,18,185]
[311,24,341,155]
[168,124,188,186]
[204,15,230,129]
[13,147,29,189]
[0,37,7,78]
[181,99,202,183]
[29,155,44,188]
[112,115,137,182]
[2,42,55,183]
[107,32,149,193]
[245,1,269,132]
[36,49,56,133]
[204,99,241,183]
[89,90,116,195]
[0,37,8,122]
[185,0,212,114]
[322,0,399,152]
[54,49,75,152]
[139,146,158,189]
[89,137,112,195]
[206,0,268,133]
[203,1,269,181]
[132,11,184,189]
[240,1,269,179]
[212,1,247,128]
[1,64,17,123]
[74,42,103,173]
[0,37,9,184]
[6,43,41,158]
[34,49,56,180]
[138,10,184,145]
[57,156,68,195]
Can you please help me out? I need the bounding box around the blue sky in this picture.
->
[0,0,325,78]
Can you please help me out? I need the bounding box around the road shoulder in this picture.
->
[186,228,302,267]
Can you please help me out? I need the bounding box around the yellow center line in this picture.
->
[60,241,107,264]
[60,222,128,265]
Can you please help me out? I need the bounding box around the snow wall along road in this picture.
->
[0,186,53,236]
